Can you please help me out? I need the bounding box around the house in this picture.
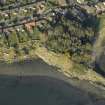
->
[77,0,84,4]
[77,0,99,5]
[24,21,36,32]
[58,0,67,6]
[95,2,105,14]
[66,0,77,5]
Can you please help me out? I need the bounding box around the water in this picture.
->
[0,59,104,105]
[0,76,94,105]
[93,33,105,75]
[95,50,105,76]
[92,16,105,75]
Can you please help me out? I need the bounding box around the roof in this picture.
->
[66,0,77,5]
[58,0,67,6]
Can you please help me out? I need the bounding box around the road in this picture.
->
[0,0,44,11]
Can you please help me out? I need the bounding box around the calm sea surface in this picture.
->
[0,59,104,105]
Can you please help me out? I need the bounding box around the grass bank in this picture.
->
[34,45,105,86]
[0,41,105,88]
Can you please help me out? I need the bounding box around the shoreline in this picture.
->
[1,45,105,90]
[0,58,104,99]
